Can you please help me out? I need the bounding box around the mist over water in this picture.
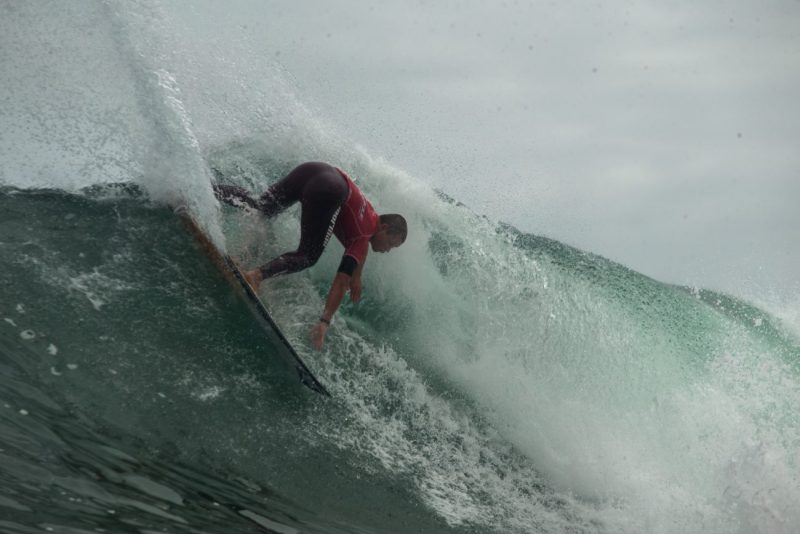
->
[2,1,799,533]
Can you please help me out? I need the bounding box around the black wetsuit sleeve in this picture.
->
[337,255,358,276]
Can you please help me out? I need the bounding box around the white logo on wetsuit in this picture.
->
[323,207,341,248]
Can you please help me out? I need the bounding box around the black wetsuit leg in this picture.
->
[256,163,348,278]
[214,162,335,215]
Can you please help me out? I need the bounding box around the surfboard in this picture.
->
[177,208,331,397]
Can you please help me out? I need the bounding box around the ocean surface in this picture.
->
[2,2,799,533]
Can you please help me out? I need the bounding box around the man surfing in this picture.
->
[214,161,407,350]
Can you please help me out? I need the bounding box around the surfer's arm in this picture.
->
[349,254,366,303]
[336,250,366,303]
[322,272,351,321]
[311,272,351,350]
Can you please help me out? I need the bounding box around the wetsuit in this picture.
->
[214,162,378,279]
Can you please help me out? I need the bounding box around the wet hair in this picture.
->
[379,213,407,243]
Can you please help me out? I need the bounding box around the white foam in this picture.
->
[194,386,225,402]
[67,269,133,311]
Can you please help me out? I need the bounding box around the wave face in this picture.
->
[2,2,800,533]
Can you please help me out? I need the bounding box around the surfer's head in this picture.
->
[371,214,407,253]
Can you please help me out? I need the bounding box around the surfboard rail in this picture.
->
[177,207,331,397]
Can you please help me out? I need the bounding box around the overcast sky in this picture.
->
[178,1,800,302]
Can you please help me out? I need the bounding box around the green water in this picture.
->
[2,183,798,533]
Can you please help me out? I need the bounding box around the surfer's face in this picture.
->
[370,227,403,253]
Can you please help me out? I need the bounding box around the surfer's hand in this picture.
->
[243,269,263,290]
[310,321,328,351]
[349,278,362,303]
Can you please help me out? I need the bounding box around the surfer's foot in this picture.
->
[243,269,263,290]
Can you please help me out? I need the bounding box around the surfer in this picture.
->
[214,161,407,350]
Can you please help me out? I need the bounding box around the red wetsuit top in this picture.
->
[333,169,379,266]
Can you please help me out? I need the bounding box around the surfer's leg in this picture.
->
[255,206,340,278]
[213,184,261,210]
[257,162,335,218]
[256,169,347,279]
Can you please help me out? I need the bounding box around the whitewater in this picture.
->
[1,2,799,533]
